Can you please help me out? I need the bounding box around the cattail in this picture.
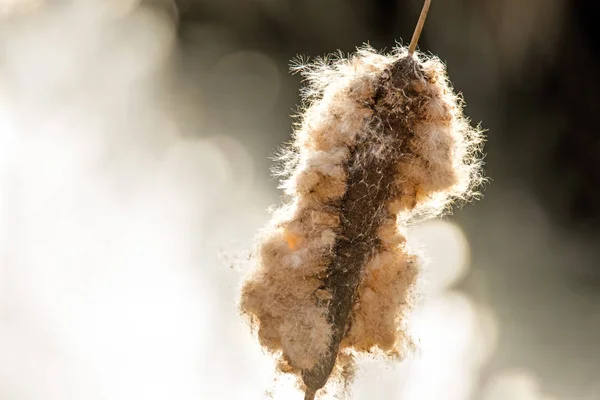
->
[240,1,484,398]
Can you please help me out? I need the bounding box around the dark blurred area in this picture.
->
[171,0,600,232]
[169,0,600,398]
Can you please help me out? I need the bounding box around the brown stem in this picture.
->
[408,0,432,56]
[303,388,316,400]
[301,57,419,396]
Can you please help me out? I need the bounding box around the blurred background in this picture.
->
[0,0,599,399]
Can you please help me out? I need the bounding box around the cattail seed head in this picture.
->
[240,45,484,395]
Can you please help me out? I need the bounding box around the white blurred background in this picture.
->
[1,1,599,399]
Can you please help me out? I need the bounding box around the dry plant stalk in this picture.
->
[240,1,484,398]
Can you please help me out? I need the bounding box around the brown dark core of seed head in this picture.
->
[301,56,425,394]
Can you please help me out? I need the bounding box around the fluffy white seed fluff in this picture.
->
[240,45,484,391]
